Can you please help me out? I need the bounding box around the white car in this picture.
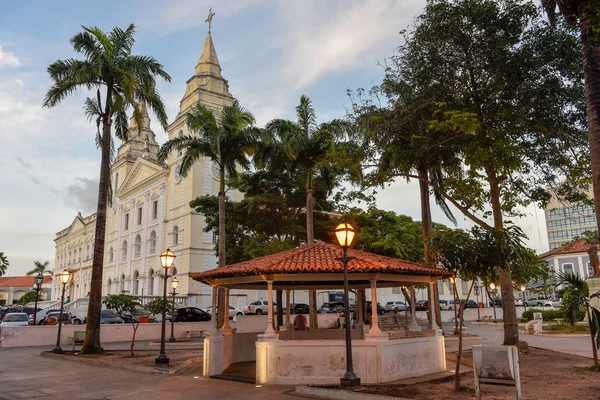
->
[524,297,553,307]
[0,313,30,327]
[385,301,407,312]
[551,298,562,308]
[204,305,244,318]
[244,300,276,315]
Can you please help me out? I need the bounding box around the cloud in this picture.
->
[64,177,99,215]
[0,44,21,69]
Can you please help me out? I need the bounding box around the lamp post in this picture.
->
[169,277,179,342]
[474,281,481,322]
[32,272,44,325]
[52,270,71,354]
[449,277,459,335]
[156,249,176,364]
[334,222,360,388]
[490,283,498,323]
[521,285,527,312]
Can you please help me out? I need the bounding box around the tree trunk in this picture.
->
[81,117,111,354]
[276,290,283,329]
[418,166,442,330]
[131,324,138,357]
[586,307,599,366]
[455,281,475,391]
[217,171,226,329]
[487,169,519,346]
[306,186,318,329]
[580,9,600,235]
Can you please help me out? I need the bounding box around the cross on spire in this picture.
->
[206,8,216,33]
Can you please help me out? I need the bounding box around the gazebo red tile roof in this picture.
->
[0,276,52,288]
[538,240,592,259]
[191,241,451,284]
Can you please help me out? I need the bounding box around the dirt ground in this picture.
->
[341,348,600,400]
[61,349,203,368]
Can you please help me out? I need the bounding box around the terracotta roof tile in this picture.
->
[191,241,451,283]
[0,276,52,288]
[538,240,593,259]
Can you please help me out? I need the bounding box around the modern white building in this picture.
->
[544,187,596,250]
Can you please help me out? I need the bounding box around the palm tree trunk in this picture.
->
[580,9,600,235]
[217,171,226,329]
[81,117,111,354]
[306,184,318,329]
[487,169,519,346]
[586,307,599,366]
[418,166,442,330]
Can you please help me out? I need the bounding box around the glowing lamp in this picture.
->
[334,223,356,248]
[160,249,176,269]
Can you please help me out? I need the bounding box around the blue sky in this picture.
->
[0,0,548,276]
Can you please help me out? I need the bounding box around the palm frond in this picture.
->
[296,95,317,137]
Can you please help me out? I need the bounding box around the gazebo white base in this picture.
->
[255,332,446,385]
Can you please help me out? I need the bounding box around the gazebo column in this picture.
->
[427,282,441,330]
[265,280,276,335]
[284,289,293,331]
[409,286,422,332]
[204,285,223,377]
[222,287,232,330]
[366,280,386,339]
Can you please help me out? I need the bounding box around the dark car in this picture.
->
[365,301,386,315]
[173,307,211,322]
[460,299,478,309]
[492,297,502,307]
[290,303,310,314]
[415,300,428,311]
[101,310,125,324]
[319,301,353,314]
[41,311,71,325]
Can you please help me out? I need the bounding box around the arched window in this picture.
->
[134,234,142,258]
[149,269,155,296]
[149,231,157,254]
[173,226,179,245]
[86,245,90,260]
[78,247,82,262]
[107,278,112,295]
[133,270,139,295]
[109,247,114,262]
[122,241,128,261]
[120,274,125,292]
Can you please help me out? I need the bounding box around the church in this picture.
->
[53,27,254,309]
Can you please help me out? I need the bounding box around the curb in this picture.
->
[446,353,474,368]
[525,332,589,338]
[295,386,406,400]
[40,351,202,375]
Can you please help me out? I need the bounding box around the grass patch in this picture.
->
[584,364,600,372]
[547,323,589,334]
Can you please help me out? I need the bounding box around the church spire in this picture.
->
[195,29,221,76]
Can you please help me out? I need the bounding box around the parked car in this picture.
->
[101,310,125,324]
[515,298,524,306]
[439,299,456,311]
[173,307,211,322]
[415,300,428,311]
[366,301,386,315]
[459,299,478,309]
[385,301,407,312]
[319,301,352,314]
[203,305,244,318]
[524,297,553,307]
[0,312,30,327]
[289,303,310,314]
[4,306,40,319]
[41,311,71,325]
[492,297,502,307]
[33,308,60,324]
[244,300,277,315]
[551,298,562,308]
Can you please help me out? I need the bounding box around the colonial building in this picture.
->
[535,240,596,289]
[53,29,249,308]
[0,276,52,306]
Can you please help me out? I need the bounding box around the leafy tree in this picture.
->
[103,292,143,356]
[16,290,42,306]
[145,296,177,317]
[0,252,8,277]
[26,261,52,276]
[542,0,600,233]
[43,24,171,354]
[555,271,600,366]
[159,101,258,328]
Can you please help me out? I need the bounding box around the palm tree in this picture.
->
[0,252,8,277]
[542,1,600,233]
[265,95,354,328]
[555,271,600,366]
[43,24,171,353]
[158,101,258,327]
[26,261,52,276]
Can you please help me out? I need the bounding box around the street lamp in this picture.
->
[449,277,459,335]
[32,272,44,325]
[169,277,179,342]
[521,285,527,312]
[334,222,360,387]
[52,270,71,354]
[156,249,176,364]
[473,281,481,322]
[490,282,498,323]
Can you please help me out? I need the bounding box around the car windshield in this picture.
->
[4,314,27,322]
[101,310,117,318]
[386,302,394,305]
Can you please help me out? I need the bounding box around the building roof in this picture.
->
[0,276,52,288]
[191,241,451,284]
[539,239,592,259]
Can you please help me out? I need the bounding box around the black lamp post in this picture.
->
[521,285,527,312]
[490,282,498,323]
[32,272,44,325]
[334,222,360,388]
[169,277,179,342]
[156,249,176,364]
[52,270,71,354]
[449,277,459,335]
[474,281,481,322]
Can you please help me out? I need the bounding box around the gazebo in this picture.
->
[192,240,451,385]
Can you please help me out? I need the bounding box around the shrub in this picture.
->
[521,307,586,323]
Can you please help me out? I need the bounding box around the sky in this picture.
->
[0,0,549,276]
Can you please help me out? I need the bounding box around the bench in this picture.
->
[70,330,85,351]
